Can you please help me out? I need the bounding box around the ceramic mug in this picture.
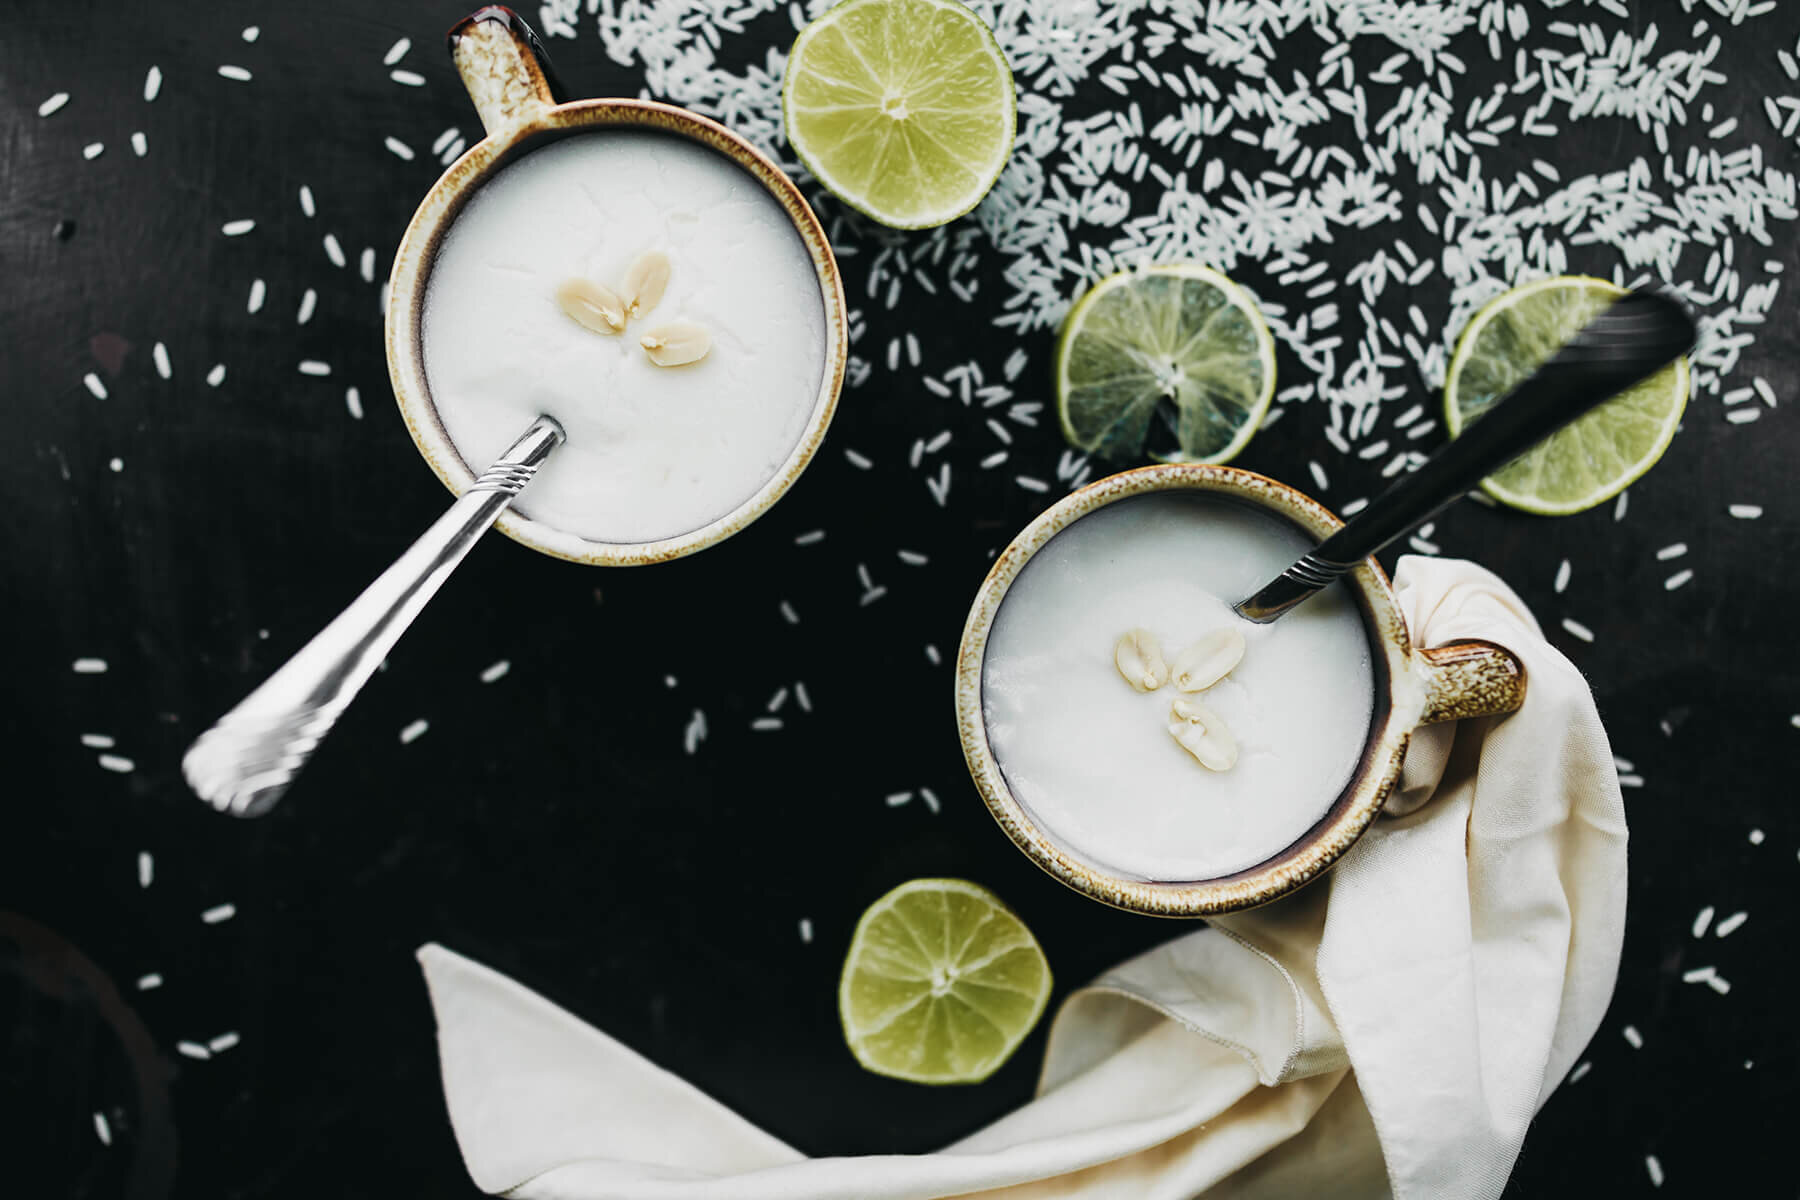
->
[384,6,848,566]
[955,464,1528,917]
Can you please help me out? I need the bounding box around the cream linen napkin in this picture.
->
[418,555,1628,1200]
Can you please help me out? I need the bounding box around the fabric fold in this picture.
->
[418,556,1627,1200]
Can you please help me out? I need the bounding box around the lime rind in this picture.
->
[782,0,1017,230]
[1444,275,1689,515]
[838,878,1052,1085]
[1056,263,1276,465]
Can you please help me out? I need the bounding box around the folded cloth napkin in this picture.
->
[418,555,1628,1200]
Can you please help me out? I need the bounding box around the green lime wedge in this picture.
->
[838,878,1052,1085]
[1444,275,1690,515]
[782,0,1016,230]
[1056,263,1277,465]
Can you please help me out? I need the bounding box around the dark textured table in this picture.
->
[4,1,1795,1195]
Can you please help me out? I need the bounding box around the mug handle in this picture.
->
[1416,640,1527,725]
[448,6,565,139]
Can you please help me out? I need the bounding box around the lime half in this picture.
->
[1445,275,1690,515]
[1056,263,1276,464]
[783,0,1016,229]
[838,878,1052,1085]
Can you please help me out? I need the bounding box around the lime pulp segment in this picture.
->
[838,878,1052,1084]
[783,0,1016,229]
[1057,264,1275,464]
[1445,276,1688,515]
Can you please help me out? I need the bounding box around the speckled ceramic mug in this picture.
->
[956,464,1528,917]
[384,6,848,566]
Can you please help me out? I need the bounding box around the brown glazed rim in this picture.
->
[384,97,850,566]
[954,464,1418,917]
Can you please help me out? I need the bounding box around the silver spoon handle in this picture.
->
[183,415,565,817]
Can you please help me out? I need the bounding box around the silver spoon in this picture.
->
[183,415,565,816]
[1235,290,1697,623]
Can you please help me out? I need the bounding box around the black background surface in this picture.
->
[2,0,1795,1196]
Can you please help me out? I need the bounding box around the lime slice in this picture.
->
[1056,263,1276,465]
[1444,275,1690,515]
[782,0,1016,230]
[838,878,1052,1085]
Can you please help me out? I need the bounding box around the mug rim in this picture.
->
[384,97,850,566]
[953,463,1419,917]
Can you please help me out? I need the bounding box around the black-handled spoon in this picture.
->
[1235,289,1697,623]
